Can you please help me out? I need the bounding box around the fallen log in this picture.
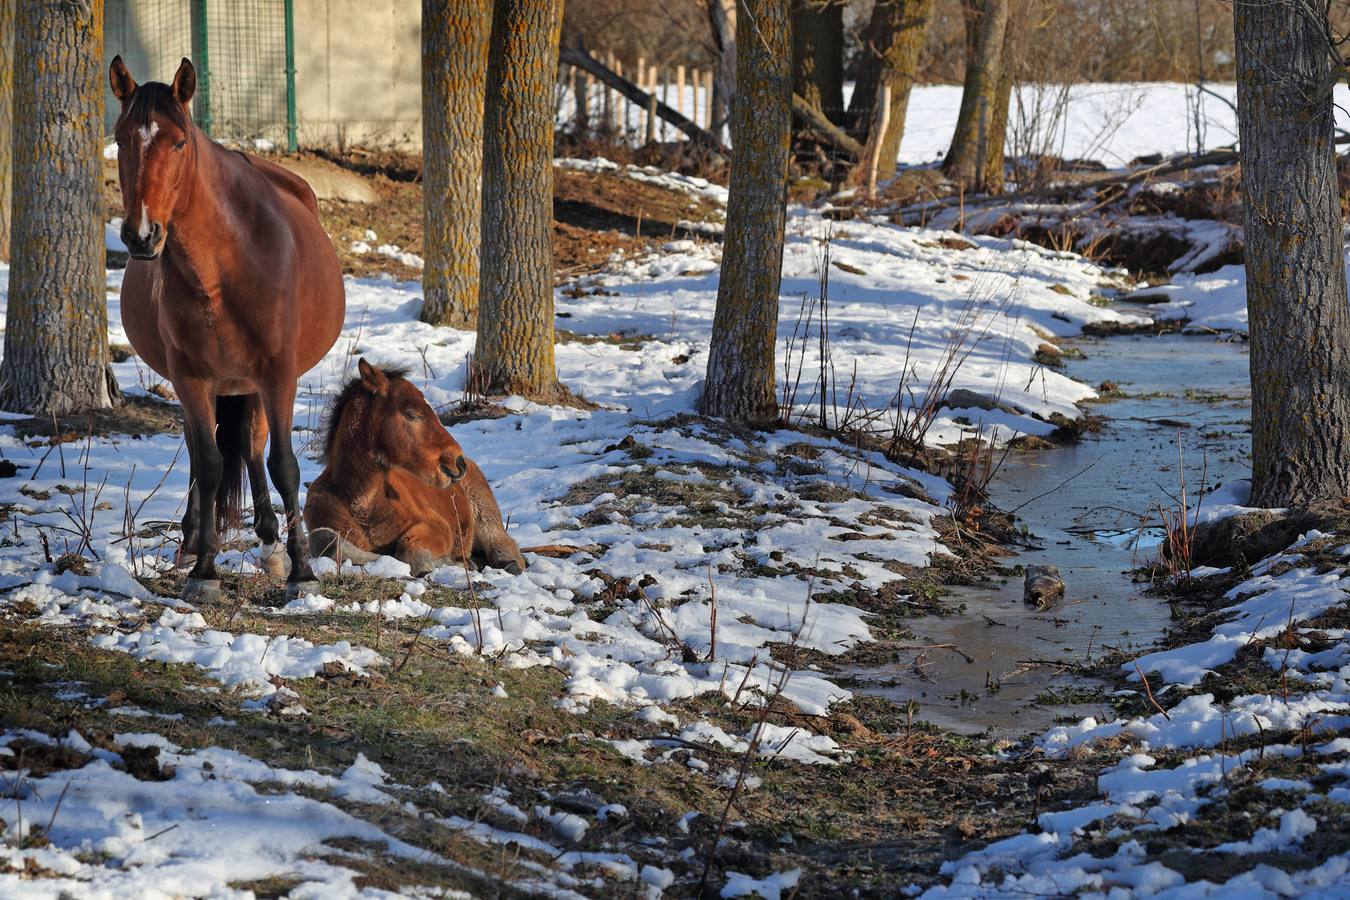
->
[791,94,864,160]
[559,46,729,157]
[892,134,1350,223]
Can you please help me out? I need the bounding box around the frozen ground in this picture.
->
[0,155,1347,895]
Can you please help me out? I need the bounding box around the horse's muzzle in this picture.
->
[121,220,165,260]
[439,455,468,486]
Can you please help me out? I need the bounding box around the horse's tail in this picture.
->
[214,394,249,533]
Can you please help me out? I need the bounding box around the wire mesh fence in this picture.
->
[104,0,293,148]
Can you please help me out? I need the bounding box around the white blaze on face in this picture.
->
[138,202,151,240]
[138,121,159,149]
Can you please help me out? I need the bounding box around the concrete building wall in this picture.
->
[293,0,422,149]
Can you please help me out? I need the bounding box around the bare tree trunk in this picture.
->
[476,0,564,398]
[0,0,113,415]
[1235,2,1350,507]
[943,0,1010,192]
[0,0,13,262]
[792,0,845,127]
[847,0,934,172]
[706,0,736,141]
[701,0,791,424]
[420,0,491,329]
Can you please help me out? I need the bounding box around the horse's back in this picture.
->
[240,153,321,218]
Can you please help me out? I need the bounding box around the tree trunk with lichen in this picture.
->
[0,0,114,415]
[420,0,490,329]
[0,0,14,261]
[701,0,791,424]
[847,0,934,174]
[943,0,1010,192]
[475,0,563,398]
[792,0,844,128]
[1235,1,1350,507]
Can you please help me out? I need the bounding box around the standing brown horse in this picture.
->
[304,360,526,576]
[109,57,345,601]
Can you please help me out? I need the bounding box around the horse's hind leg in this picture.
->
[258,378,317,596]
[243,394,285,576]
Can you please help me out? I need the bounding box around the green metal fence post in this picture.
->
[192,0,211,135]
[285,0,297,152]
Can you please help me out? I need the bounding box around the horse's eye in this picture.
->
[174,139,187,151]
[402,409,422,421]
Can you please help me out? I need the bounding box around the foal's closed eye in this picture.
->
[402,408,423,421]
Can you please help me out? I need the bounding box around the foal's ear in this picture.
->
[109,56,137,102]
[358,358,390,395]
[171,58,197,105]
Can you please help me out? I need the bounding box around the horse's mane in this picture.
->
[121,82,193,133]
[321,365,410,460]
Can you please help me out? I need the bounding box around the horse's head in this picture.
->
[108,56,198,261]
[340,359,469,489]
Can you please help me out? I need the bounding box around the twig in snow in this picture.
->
[1134,663,1170,721]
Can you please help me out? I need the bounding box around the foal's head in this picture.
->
[327,359,469,489]
[108,56,198,260]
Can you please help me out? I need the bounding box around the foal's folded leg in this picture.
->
[395,522,467,577]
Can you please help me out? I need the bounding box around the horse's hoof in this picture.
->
[183,577,222,604]
[286,579,321,599]
[259,543,289,577]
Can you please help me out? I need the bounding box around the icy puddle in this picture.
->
[852,331,1254,735]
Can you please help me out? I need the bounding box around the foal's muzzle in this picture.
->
[121,220,165,260]
[439,455,469,486]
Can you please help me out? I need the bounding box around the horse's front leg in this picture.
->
[258,378,317,596]
[177,379,224,602]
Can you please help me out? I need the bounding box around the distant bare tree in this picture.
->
[701,0,792,423]
[706,0,737,138]
[943,0,1012,192]
[847,0,934,170]
[792,0,845,126]
[1235,0,1350,507]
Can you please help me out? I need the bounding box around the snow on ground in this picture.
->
[919,532,1350,899]
[0,184,1154,895]
[3,156,1348,895]
[0,192,1142,729]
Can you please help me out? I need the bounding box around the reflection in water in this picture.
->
[851,332,1252,735]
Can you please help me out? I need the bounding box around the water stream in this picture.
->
[850,330,1254,736]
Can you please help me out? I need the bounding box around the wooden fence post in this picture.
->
[616,58,628,137]
[645,65,658,144]
[573,65,588,134]
[636,55,646,141]
[676,64,686,125]
[867,84,892,199]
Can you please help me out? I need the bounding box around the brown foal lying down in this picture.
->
[304,359,526,576]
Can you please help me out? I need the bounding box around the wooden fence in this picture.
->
[557,52,719,144]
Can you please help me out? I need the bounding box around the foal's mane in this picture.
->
[119,82,193,133]
[321,365,410,460]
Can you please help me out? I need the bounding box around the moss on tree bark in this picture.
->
[0,0,113,415]
[701,0,792,425]
[1235,2,1350,507]
[420,0,491,329]
[475,0,564,398]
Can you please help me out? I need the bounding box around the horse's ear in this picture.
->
[171,58,196,105]
[109,56,137,102]
[358,358,390,396]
